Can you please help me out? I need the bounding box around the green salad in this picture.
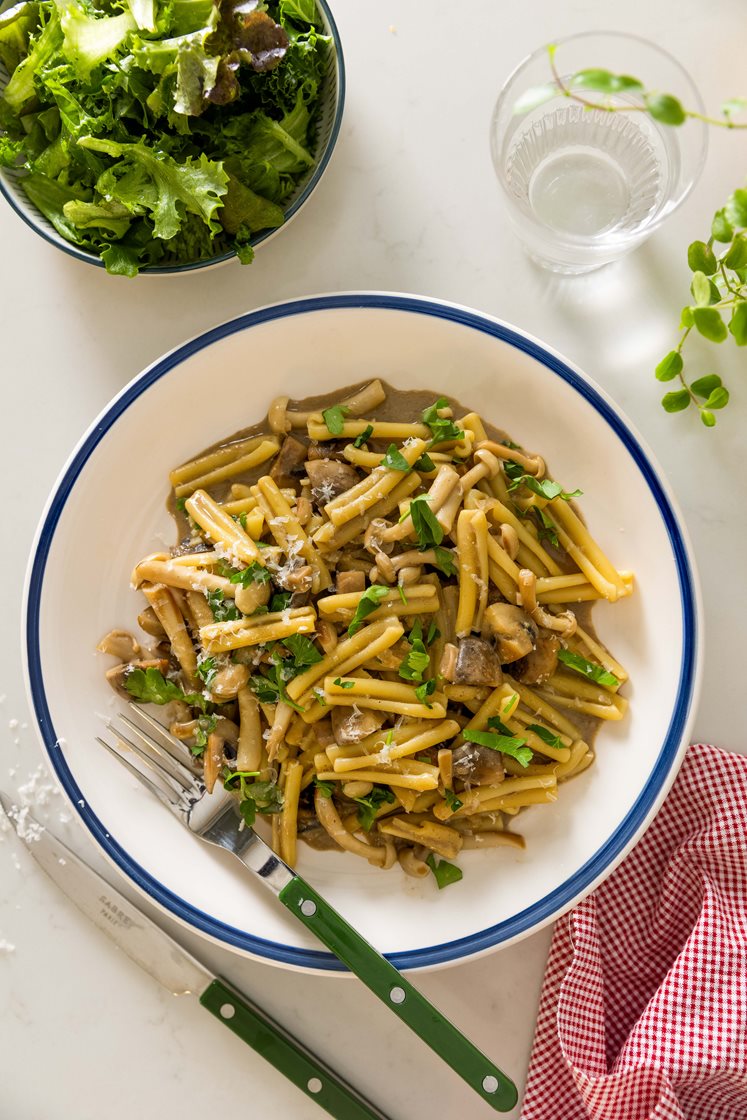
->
[0,0,329,273]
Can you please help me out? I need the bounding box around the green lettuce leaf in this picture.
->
[3,6,63,112]
[60,2,136,80]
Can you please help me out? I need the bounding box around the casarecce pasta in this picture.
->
[98,380,633,887]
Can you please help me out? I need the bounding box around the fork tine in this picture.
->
[106,724,193,806]
[96,736,184,811]
[115,714,195,791]
[126,702,202,774]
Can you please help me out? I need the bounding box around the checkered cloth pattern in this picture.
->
[521,744,747,1120]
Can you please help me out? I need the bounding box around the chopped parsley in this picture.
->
[380,444,410,472]
[321,404,350,436]
[353,785,396,831]
[398,585,408,605]
[415,678,437,706]
[333,677,355,689]
[443,788,463,812]
[399,639,430,683]
[226,777,283,828]
[347,584,390,635]
[269,591,293,612]
[463,727,533,768]
[229,562,271,588]
[533,507,560,547]
[413,452,435,472]
[313,777,335,798]
[426,620,440,645]
[175,496,187,511]
[353,424,374,448]
[527,724,564,750]
[557,649,620,688]
[195,656,219,690]
[421,398,464,445]
[403,494,444,548]
[505,461,582,502]
[431,546,457,576]
[192,714,217,754]
[282,634,322,668]
[426,853,463,889]
[248,662,304,713]
[206,589,241,622]
[122,667,210,714]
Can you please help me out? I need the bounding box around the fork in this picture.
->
[97,703,517,1113]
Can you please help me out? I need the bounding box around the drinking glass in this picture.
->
[490,32,708,273]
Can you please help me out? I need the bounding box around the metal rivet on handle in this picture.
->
[300,899,317,917]
[220,1004,236,1020]
[482,1075,499,1094]
[389,986,406,1004]
[307,1078,323,1094]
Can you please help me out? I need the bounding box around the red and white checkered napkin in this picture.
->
[521,743,747,1120]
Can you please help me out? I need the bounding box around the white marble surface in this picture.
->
[2,1,746,1116]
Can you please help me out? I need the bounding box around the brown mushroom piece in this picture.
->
[97,629,141,662]
[442,637,503,688]
[482,603,538,664]
[452,744,505,785]
[512,632,560,686]
[305,458,359,505]
[331,705,386,745]
[336,570,366,594]
[270,434,309,489]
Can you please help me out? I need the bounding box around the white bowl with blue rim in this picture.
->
[24,293,702,972]
[0,0,344,274]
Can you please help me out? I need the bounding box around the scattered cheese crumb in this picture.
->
[8,719,18,731]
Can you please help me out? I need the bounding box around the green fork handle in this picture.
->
[201,976,391,1120]
[278,876,518,1113]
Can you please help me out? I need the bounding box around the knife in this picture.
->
[0,792,389,1120]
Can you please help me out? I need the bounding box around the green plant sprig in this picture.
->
[543,44,747,130]
[655,194,746,425]
[517,46,747,428]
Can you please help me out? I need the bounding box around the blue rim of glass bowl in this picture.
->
[0,0,345,274]
[25,293,698,971]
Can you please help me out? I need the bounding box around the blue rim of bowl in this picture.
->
[26,293,698,971]
[0,0,345,274]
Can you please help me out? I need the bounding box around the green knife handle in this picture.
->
[278,877,517,1113]
[200,977,388,1120]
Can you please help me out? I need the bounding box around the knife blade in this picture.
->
[0,791,390,1120]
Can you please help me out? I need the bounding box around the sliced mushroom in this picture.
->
[441,637,503,688]
[137,608,166,639]
[512,632,560,685]
[209,663,251,701]
[452,744,506,785]
[336,570,366,594]
[482,602,537,663]
[331,705,386,745]
[97,630,141,662]
[276,564,314,593]
[270,434,308,489]
[305,459,359,505]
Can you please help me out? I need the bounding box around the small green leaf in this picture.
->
[654,350,683,382]
[527,724,564,750]
[700,410,716,428]
[724,234,747,270]
[680,306,694,328]
[687,240,717,275]
[405,494,444,549]
[690,271,711,307]
[711,209,734,243]
[512,82,557,114]
[692,307,727,343]
[705,387,729,410]
[725,188,747,228]
[661,390,691,413]
[415,678,437,706]
[690,374,721,399]
[398,638,430,683]
[347,585,390,636]
[644,92,686,125]
[425,853,463,890]
[380,444,410,472]
[557,649,620,687]
[413,452,435,473]
[463,727,533,767]
[321,404,349,436]
[353,424,374,448]
[282,634,322,667]
[728,302,747,345]
[569,68,617,92]
[333,676,355,689]
[313,777,334,798]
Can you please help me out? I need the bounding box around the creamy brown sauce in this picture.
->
[172,379,604,749]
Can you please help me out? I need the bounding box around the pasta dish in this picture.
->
[98,380,632,888]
